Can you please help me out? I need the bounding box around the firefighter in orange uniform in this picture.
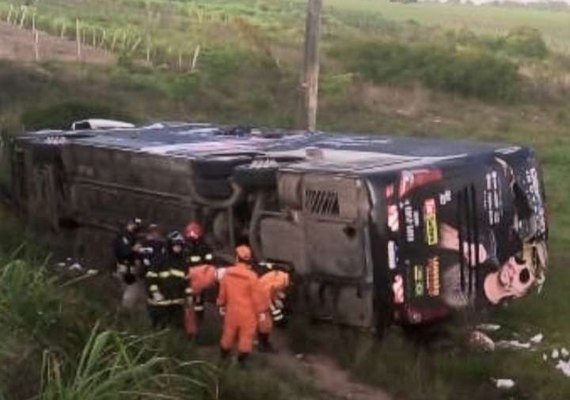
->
[256,264,291,352]
[217,245,260,366]
[184,263,218,338]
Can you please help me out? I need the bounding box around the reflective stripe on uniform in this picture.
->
[147,298,185,306]
[205,254,213,261]
[146,271,158,278]
[194,305,205,311]
[185,287,194,294]
[159,271,170,278]
[273,313,284,321]
[147,298,171,306]
[149,285,159,292]
[190,256,201,263]
[170,269,186,278]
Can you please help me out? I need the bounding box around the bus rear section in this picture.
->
[374,149,548,326]
[257,171,377,329]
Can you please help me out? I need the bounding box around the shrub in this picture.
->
[502,26,549,59]
[332,41,519,101]
[445,26,549,60]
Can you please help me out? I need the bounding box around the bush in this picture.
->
[332,41,519,100]
[502,26,549,59]
[0,255,218,400]
[445,26,549,60]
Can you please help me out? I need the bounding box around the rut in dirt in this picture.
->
[266,332,392,400]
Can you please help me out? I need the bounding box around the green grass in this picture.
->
[326,0,570,53]
[0,217,327,399]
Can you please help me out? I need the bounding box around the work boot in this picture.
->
[220,348,231,360]
[218,348,231,368]
[258,333,276,353]
[237,352,250,369]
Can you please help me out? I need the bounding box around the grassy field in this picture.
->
[327,0,570,52]
[0,0,570,399]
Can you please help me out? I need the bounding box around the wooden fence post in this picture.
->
[100,28,107,48]
[76,19,81,61]
[111,31,117,51]
[146,33,151,63]
[60,22,66,38]
[6,5,13,24]
[190,45,201,73]
[34,31,40,62]
[19,6,27,28]
[131,36,142,53]
[32,10,36,33]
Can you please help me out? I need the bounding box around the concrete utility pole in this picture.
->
[299,0,323,132]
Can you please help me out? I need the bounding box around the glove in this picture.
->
[117,264,128,274]
[123,273,136,285]
[152,291,165,302]
[218,307,226,316]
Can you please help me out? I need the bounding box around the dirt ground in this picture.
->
[269,332,393,400]
[0,21,115,64]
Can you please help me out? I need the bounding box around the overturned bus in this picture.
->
[10,122,548,331]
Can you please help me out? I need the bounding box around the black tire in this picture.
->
[233,165,277,189]
[194,178,233,199]
[192,156,252,179]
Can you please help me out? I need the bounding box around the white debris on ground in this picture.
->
[542,347,570,378]
[555,360,570,377]
[530,333,544,344]
[491,378,516,390]
[469,330,495,352]
[472,323,570,382]
[476,323,501,332]
[496,340,532,350]
[54,258,99,276]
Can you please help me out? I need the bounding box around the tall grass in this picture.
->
[0,243,219,399]
[40,327,217,400]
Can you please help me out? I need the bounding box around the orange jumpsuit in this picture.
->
[217,262,260,354]
[257,270,290,334]
[184,264,217,336]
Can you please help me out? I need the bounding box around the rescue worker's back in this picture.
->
[217,245,260,364]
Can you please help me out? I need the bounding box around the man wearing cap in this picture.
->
[217,245,260,366]
[183,222,216,336]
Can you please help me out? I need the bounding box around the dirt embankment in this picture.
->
[0,21,115,64]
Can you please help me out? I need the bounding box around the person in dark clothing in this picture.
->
[183,222,214,322]
[145,230,188,329]
[138,224,166,272]
[113,218,146,310]
[113,218,142,281]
